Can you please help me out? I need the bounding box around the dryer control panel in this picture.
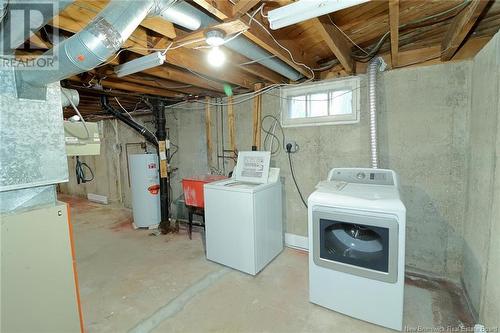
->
[327,168,396,186]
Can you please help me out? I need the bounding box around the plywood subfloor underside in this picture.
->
[61,195,473,333]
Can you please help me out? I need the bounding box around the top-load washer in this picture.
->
[204,151,283,275]
[308,168,406,331]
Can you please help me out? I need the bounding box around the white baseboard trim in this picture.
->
[285,233,309,251]
[87,193,108,205]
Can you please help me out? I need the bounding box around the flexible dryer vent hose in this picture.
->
[367,57,386,169]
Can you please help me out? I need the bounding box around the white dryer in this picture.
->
[204,151,283,275]
[308,168,406,331]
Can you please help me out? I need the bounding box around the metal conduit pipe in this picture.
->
[21,0,157,87]
[367,57,386,169]
[168,2,303,81]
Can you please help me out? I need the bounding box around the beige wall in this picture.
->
[462,32,500,326]
[169,60,472,279]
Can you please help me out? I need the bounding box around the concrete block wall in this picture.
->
[462,32,500,326]
[168,60,472,279]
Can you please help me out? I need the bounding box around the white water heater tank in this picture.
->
[129,154,160,228]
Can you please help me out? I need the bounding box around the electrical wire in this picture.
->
[75,156,94,184]
[261,114,285,155]
[287,151,307,209]
[327,14,369,55]
[351,0,472,62]
[114,97,158,143]
[62,88,90,139]
[168,142,178,162]
[245,4,315,81]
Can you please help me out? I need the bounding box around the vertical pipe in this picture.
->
[154,99,170,233]
[367,57,385,169]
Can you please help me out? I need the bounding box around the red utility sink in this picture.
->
[182,175,227,208]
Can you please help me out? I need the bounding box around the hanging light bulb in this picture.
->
[207,46,225,68]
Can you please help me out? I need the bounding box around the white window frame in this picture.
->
[280,76,361,127]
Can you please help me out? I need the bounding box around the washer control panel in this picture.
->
[327,168,395,186]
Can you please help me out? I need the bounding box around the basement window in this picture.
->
[280,77,361,127]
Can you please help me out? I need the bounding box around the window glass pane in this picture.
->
[289,95,306,119]
[330,90,352,115]
[309,93,329,117]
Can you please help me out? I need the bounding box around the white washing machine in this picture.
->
[308,168,406,331]
[204,151,283,275]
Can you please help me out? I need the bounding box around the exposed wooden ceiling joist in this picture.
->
[68,75,186,99]
[441,0,491,60]
[313,16,354,73]
[52,3,261,90]
[141,16,177,39]
[174,19,249,47]
[389,0,400,67]
[192,0,316,78]
[233,0,261,17]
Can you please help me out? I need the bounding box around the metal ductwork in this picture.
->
[367,57,386,169]
[153,2,201,31]
[60,87,79,107]
[20,0,157,87]
[168,2,303,81]
[0,0,74,54]
[18,0,300,89]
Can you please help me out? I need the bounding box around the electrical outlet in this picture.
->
[285,139,298,153]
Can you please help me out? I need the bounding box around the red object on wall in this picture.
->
[182,175,227,208]
[147,184,160,195]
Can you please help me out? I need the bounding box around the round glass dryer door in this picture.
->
[326,223,383,259]
[312,209,399,283]
[320,220,389,273]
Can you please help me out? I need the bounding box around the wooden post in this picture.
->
[205,97,213,169]
[227,96,236,166]
[252,83,264,150]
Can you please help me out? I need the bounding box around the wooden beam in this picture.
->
[142,66,225,92]
[100,80,184,99]
[314,16,353,73]
[109,73,212,97]
[389,0,400,67]
[441,0,490,61]
[68,76,185,98]
[73,1,176,39]
[141,17,177,39]
[191,0,315,78]
[174,20,249,48]
[252,83,264,150]
[233,0,261,16]
[227,96,236,166]
[205,97,213,168]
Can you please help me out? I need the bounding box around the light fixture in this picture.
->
[114,51,165,78]
[207,47,225,67]
[267,0,370,30]
[205,29,226,47]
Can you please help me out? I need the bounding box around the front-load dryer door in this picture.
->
[312,208,399,283]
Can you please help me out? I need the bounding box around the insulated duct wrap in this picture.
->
[367,57,385,169]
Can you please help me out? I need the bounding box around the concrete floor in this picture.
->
[62,195,474,333]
